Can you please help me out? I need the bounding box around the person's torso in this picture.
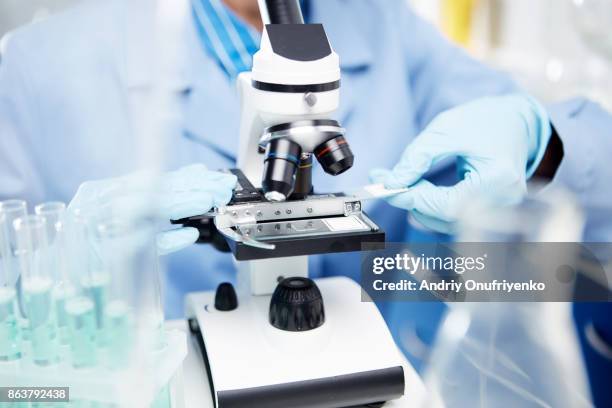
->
[6,0,423,316]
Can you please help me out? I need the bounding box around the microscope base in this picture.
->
[185,277,406,408]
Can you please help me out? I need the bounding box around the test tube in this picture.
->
[94,220,135,370]
[104,299,132,370]
[0,200,27,283]
[95,217,164,370]
[0,200,28,358]
[34,202,66,244]
[14,215,60,365]
[62,212,98,368]
[0,212,21,361]
[64,295,97,368]
[35,202,73,346]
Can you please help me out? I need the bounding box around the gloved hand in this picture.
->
[370,94,552,234]
[68,164,237,255]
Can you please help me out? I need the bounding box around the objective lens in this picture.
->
[314,136,354,176]
[262,138,302,202]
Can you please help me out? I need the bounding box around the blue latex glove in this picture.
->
[68,164,237,255]
[370,94,552,234]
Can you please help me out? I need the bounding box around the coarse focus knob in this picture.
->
[269,277,325,331]
[215,282,238,311]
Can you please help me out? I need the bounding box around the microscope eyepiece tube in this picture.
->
[259,0,304,25]
[262,138,302,202]
[314,135,354,176]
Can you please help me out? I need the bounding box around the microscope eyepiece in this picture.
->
[262,137,302,201]
[314,135,354,176]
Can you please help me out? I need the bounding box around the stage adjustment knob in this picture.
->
[215,282,238,311]
[269,277,325,331]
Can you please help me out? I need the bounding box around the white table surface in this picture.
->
[166,319,427,408]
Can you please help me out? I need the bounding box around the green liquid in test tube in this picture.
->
[53,286,71,345]
[104,300,132,369]
[81,272,110,346]
[35,202,71,346]
[0,200,27,351]
[22,276,59,365]
[14,215,60,365]
[0,211,21,361]
[65,296,97,368]
[0,286,21,361]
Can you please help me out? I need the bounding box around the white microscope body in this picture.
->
[184,2,406,407]
[234,18,343,296]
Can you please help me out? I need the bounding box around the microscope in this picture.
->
[177,1,406,406]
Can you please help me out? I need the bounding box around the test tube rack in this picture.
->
[0,328,187,408]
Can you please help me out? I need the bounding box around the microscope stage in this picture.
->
[227,214,385,260]
[173,169,386,261]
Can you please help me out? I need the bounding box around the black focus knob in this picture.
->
[269,277,325,331]
[215,282,238,311]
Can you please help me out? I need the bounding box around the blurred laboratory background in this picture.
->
[1,0,76,38]
[2,0,611,109]
[410,0,612,110]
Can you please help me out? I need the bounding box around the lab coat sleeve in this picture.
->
[394,1,518,130]
[546,99,612,242]
[552,100,612,408]
[0,35,45,203]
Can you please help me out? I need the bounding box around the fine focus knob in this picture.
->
[215,282,238,311]
[269,277,325,331]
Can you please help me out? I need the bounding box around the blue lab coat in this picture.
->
[0,0,518,315]
[0,1,611,401]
